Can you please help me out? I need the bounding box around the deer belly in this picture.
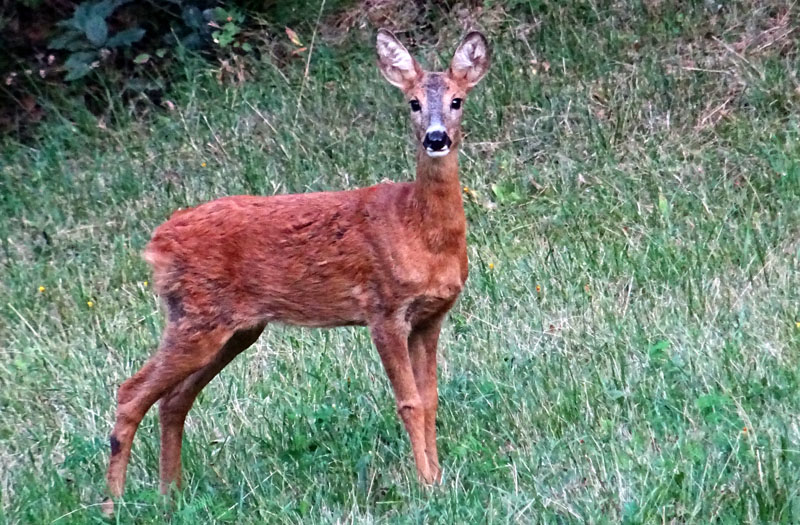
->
[259,283,369,327]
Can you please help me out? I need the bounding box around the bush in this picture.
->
[0,0,258,135]
[49,0,146,80]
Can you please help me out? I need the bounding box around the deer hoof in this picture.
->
[101,498,114,517]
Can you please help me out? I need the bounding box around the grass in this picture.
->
[2,0,800,522]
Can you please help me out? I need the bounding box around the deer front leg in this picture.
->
[408,315,444,482]
[369,318,434,484]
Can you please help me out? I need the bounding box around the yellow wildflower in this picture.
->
[488,262,494,270]
[143,280,148,287]
[87,301,94,308]
[201,162,207,167]
[38,285,46,293]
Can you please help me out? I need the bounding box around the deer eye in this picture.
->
[409,100,421,112]
[450,98,462,110]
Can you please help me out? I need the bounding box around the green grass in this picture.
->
[2,1,800,523]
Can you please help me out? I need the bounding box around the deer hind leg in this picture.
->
[408,316,444,483]
[158,323,266,494]
[105,323,233,506]
[370,318,434,484]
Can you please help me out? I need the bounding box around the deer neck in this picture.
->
[410,147,466,250]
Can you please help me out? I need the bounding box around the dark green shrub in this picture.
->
[49,0,145,80]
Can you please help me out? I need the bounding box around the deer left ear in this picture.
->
[376,29,422,90]
[449,31,491,90]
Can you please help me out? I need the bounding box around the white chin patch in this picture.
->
[426,148,450,158]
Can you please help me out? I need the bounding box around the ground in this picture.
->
[1,1,800,523]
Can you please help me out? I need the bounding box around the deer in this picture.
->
[103,29,490,513]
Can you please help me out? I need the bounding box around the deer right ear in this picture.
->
[449,31,491,90]
[376,29,422,90]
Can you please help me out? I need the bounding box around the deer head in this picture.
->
[377,29,491,158]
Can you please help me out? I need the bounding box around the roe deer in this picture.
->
[104,29,490,510]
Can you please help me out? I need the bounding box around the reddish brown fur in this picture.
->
[104,29,490,513]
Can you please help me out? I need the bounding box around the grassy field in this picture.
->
[2,1,800,523]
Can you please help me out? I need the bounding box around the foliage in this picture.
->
[46,0,249,81]
[210,6,250,51]
[0,0,255,134]
[49,0,145,80]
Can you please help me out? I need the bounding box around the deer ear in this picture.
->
[376,29,422,90]
[449,31,491,90]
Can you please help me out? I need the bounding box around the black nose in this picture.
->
[423,130,452,151]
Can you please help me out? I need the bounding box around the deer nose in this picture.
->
[423,130,452,152]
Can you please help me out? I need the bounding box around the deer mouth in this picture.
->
[425,147,450,157]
